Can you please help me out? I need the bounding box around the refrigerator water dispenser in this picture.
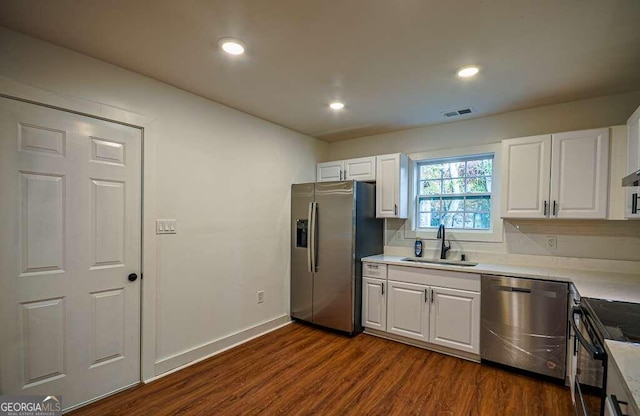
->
[296,219,308,248]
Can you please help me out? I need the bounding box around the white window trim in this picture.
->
[403,143,504,243]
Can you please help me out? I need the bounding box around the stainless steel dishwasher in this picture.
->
[481,275,569,380]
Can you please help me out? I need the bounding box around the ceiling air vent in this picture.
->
[442,107,474,118]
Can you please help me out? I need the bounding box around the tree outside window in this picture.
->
[416,155,493,230]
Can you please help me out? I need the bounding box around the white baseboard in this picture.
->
[63,381,140,414]
[150,315,291,381]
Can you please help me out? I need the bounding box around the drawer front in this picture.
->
[387,265,480,292]
[363,262,387,278]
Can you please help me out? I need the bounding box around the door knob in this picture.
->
[128,273,138,282]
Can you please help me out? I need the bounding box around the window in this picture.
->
[416,154,494,230]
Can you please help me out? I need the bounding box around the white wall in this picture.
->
[2,26,639,382]
[0,27,328,378]
[327,91,640,160]
[327,93,640,263]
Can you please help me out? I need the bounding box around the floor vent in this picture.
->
[442,107,474,118]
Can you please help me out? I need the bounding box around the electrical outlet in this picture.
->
[257,291,265,304]
[546,236,557,250]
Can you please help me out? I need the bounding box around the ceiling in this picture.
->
[1,0,639,142]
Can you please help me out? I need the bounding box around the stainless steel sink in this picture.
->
[401,257,478,267]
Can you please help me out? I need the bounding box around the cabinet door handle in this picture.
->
[543,200,548,217]
[633,193,639,214]
[394,204,398,216]
[553,200,557,216]
[611,395,628,416]
[431,289,434,303]
[381,282,385,296]
[368,264,379,269]
[424,289,428,303]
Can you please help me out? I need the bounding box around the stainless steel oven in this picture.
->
[570,304,607,416]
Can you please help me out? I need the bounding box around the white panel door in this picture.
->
[362,277,386,330]
[551,129,609,219]
[316,161,344,182]
[501,135,552,218]
[429,287,480,354]
[0,97,141,411]
[344,157,376,182]
[386,280,429,342]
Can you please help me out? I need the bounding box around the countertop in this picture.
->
[605,340,640,415]
[361,254,640,303]
[362,253,640,412]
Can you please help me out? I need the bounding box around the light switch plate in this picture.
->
[156,219,177,234]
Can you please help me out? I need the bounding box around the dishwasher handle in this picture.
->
[570,306,605,361]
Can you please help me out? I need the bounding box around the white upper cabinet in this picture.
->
[502,134,552,218]
[344,157,376,181]
[502,128,609,219]
[375,153,408,218]
[317,161,344,182]
[551,129,609,219]
[317,156,376,182]
[625,106,640,219]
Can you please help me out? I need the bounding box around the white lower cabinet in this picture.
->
[363,265,481,357]
[387,280,429,342]
[429,287,480,354]
[606,355,638,416]
[362,277,386,331]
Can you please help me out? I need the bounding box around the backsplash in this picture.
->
[502,220,640,260]
[385,218,640,269]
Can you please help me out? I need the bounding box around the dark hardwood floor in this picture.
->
[70,322,576,415]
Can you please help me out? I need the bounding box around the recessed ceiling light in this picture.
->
[218,38,245,55]
[457,66,480,78]
[329,102,345,110]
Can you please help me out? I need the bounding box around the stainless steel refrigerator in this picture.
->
[291,181,383,335]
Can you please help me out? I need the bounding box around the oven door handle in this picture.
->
[571,306,606,361]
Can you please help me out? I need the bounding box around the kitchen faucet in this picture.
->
[437,224,451,259]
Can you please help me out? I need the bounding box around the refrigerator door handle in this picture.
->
[309,202,318,272]
[307,202,313,273]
